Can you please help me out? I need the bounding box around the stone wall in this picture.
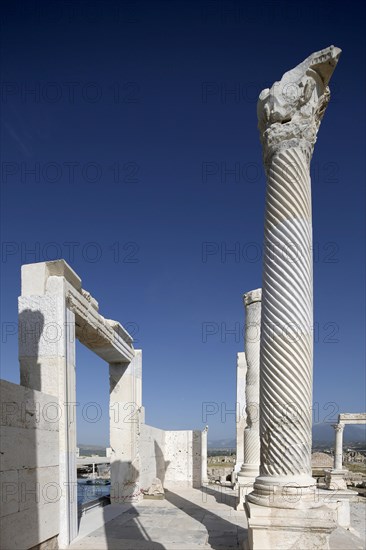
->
[165,430,201,488]
[139,424,166,490]
[139,424,202,490]
[0,380,60,550]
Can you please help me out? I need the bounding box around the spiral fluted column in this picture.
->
[258,146,314,484]
[245,46,341,549]
[238,289,261,482]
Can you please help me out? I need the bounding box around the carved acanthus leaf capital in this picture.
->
[257,45,341,166]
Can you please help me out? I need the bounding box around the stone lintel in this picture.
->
[338,413,366,425]
[21,260,134,364]
[66,284,134,363]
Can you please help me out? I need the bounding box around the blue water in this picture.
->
[77,479,110,505]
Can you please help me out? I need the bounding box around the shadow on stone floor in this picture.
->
[199,484,238,510]
[101,461,166,550]
[165,489,247,549]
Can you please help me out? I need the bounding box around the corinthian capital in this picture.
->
[332,423,345,433]
[257,45,341,166]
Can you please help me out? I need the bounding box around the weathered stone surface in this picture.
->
[234,352,246,476]
[147,477,164,495]
[1,501,60,550]
[237,289,261,508]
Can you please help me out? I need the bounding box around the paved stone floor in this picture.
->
[69,487,366,550]
[70,486,246,549]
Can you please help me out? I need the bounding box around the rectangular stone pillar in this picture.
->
[109,350,142,503]
[19,265,78,548]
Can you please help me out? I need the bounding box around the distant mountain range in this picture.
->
[208,424,366,450]
[77,424,366,453]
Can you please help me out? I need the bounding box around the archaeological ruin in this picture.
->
[1,45,366,550]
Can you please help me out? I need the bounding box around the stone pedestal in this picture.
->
[245,501,337,550]
[325,469,348,491]
[245,46,341,548]
[319,487,355,529]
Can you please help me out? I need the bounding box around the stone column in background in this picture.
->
[237,289,261,508]
[201,425,209,484]
[246,46,341,549]
[333,423,344,470]
[233,352,247,477]
[325,423,348,490]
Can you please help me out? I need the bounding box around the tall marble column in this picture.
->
[246,46,341,549]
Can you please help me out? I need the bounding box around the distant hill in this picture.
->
[312,423,366,446]
[208,438,236,450]
[77,443,107,456]
[208,424,366,450]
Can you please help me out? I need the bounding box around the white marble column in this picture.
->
[333,424,344,470]
[234,352,247,475]
[324,423,348,491]
[238,289,261,482]
[201,426,209,484]
[236,290,261,509]
[246,46,341,549]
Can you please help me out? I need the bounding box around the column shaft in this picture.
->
[238,289,261,481]
[333,424,344,470]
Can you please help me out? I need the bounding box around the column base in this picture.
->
[238,463,259,479]
[248,474,318,508]
[236,477,256,511]
[244,499,337,549]
[324,469,348,491]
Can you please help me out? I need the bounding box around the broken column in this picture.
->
[237,289,261,508]
[246,46,341,549]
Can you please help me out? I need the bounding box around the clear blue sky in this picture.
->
[1,0,365,445]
